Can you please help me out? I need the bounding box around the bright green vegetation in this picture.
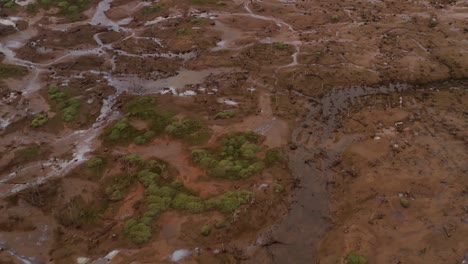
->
[215,110,235,119]
[57,196,98,227]
[191,131,283,179]
[62,98,81,122]
[200,225,211,236]
[0,64,27,78]
[345,252,368,264]
[31,113,48,128]
[273,43,289,50]
[85,157,106,173]
[104,96,208,146]
[38,0,91,20]
[143,4,163,14]
[113,155,253,244]
[400,198,409,208]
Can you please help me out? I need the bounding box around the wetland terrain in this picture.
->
[0,0,467,263]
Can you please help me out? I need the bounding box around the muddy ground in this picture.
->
[0,0,467,263]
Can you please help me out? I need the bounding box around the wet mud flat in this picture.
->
[256,81,467,263]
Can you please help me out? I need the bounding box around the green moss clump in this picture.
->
[123,218,153,244]
[344,252,368,264]
[205,191,254,213]
[47,86,68,101]
[191,131,267,179]
[62,98,81,122]
[31,113,48,127]
[133,136,147,145]
[137,170,160,187]
[200,225,211,236]
[171,193,205,213]
[171,180,184,189]
[400,198,409,208]
[331,15,340,22]
[85,157,105,172]
[165,119,207,144]
[105,118,140,145]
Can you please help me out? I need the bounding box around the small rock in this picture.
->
[76,257,91,264]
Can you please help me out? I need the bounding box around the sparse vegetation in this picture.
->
[200,225,211,236]
[176,28,189,35]
[274,183,285,193]
[46,86,81,123]
[38,0,91,20]
[0,0,17,9]
[215,110,235,119]
[31,113,48,128]
[331,15,340,22]
[345,252,368,264]
[190,18,207,24]
[143,4,163,14]
[104,97,209,145]
[15,147,42,163]
[264,149,284,166]
[85,157,106,172]
[108,155,254,245]
[214,218,226,229]
[165,118,209,144]
[0,64,27,78]
[273,43,289,50]
[57,196,98,227]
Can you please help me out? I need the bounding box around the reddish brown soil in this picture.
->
[0,0,467,263]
